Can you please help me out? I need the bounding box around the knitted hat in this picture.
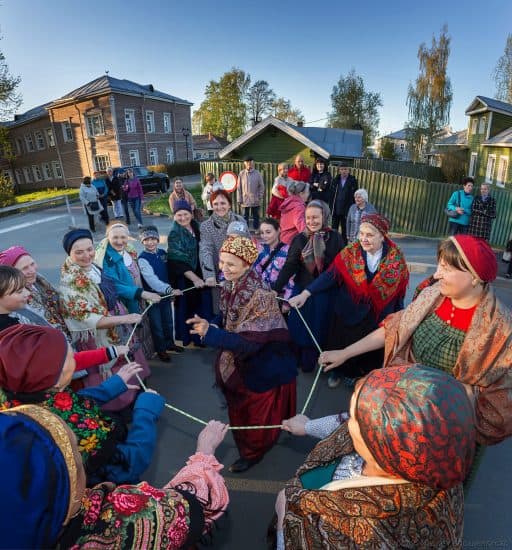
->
[227,220,250,238]
[220,235,258,265]
[0,246,31,267]
[173,199,192,213]
[449,235,498,283]
[139,225,160,242]
[62,229,93,255]
[360,213,390,235]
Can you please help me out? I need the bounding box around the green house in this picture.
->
[465,96,512,187]
[218,116,363,164]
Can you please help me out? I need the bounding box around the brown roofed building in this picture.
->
[2,75,193,188]
[192,133,229,160]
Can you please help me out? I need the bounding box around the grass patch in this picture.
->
[144,185,202,216]
[15,188,79,204]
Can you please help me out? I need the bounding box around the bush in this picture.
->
[0,175,16,208]
[148,161,200,178]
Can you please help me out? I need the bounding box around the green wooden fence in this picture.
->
[353,158,445,182]
[200,160,512,248]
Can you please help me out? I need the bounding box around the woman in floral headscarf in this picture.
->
[187,235,297,474]
[290,213,409,388]
[273,365,476,549]
[273,200,344,372]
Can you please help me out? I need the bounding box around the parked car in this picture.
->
[112,166,170,193]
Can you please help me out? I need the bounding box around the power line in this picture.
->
[304,116,330,125]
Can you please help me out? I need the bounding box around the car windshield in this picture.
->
[135,167,150,176]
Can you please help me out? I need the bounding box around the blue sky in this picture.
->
[2,0,511,137]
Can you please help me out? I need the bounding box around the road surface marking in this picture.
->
[0,214,67,235]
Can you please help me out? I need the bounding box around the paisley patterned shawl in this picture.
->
[217,269,288,384]
[382,282,512,445]
[329,238,409,320]
[282,422,464,549]
[28,274,70,337]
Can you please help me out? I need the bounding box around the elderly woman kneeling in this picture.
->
[187,236,297,473]
[273,364,476,549]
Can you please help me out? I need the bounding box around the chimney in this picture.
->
[297,120,304,127]
[208,131,212,140]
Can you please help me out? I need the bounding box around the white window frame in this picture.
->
[485,154,496,184]
[471,118,478,134]
[45,128,55,147]
[14,168,23,185]
[22,167,33,183]
[24,133,35,152]
[41,162,53,180]
[15,138,23,154]
[145,110,155,133]
[52,161,63,178]
[148,147,158,165]
[165,146,174,164]
[478,116,486,134]
[496,155,509,188]
[86,114,105,137]
[34,130,45,150]
[468,152,478,178]
[62,121,73,142]
[94,154,110,172]
[129,149,140,166]
[163,112,172,134]
[125,109,136,133]
[32,164,43,182]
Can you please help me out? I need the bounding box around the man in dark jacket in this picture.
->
[330,163,358,242]
[105,168,123,219]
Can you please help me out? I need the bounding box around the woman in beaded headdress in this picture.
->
[187,235,298,473]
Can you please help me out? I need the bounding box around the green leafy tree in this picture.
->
[493,33,512,104]
[379,138,397,160]
[0,44,21,121]
[193,68,250,140]
[271,97,304,125]
[247,80,276,125]
[406,25,452,161]
[328,69,382,148]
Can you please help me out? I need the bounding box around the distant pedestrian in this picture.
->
[308,157,332,203]
[79,176,103,233]
[91,172,110,225]
[288,154,311,183]
[237,156,264,230]
[467,183,496,241]
[105,167,123,219]
[330,162,358,242]
[446,177,474,236]
[122,168,144,228]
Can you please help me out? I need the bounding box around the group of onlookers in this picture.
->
[79,167,144,232]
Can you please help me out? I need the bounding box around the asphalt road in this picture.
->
[1,203,511,549]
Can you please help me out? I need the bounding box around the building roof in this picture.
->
[51,75,193,107]
[465,96,512,117]
[383,128,409,140]
[2,102,52,128]
[193,134,229,149]
[218,116,363,159]
[434,129,468,147]
[483,127,512,147]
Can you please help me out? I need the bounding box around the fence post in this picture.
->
[65,195,76,228]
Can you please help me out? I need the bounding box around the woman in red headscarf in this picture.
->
[273,365,476,549]
[289,213,409,388]
[320,234,512,448]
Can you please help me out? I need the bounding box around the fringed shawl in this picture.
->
[382,282,512,445]
[329,238,409,320]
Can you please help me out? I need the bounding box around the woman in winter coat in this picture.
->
[308,157,332,202]
[79,177,103,233]
[279,181,310,245]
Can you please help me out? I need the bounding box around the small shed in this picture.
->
[218,116,363,163]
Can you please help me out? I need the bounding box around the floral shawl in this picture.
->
[382,282,512,445]
[59,257,119,347]
[167,220,199,271]
[26,274,70,337]
[217,269,288,384]
[329,238,409,320]
[282,422,464,549]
